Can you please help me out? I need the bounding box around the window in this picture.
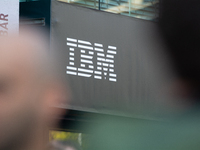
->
[20,0,40,2]
[58,0,159,21]
[49,130,90,150]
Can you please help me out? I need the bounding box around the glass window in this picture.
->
[49,130,90,150]
[20,0,40,2]
[58,0,159,21]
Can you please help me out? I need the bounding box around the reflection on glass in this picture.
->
[57,0,159,20]
[49,130,90,150]
[20,0,40,2]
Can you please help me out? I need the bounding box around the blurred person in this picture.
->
[0,28,68,150]
[87,0,200,150]
[159,0,200,111]
[48,140,82,150]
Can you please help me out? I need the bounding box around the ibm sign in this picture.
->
[66,37,117,82]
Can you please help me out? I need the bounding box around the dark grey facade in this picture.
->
[51,0,171,117]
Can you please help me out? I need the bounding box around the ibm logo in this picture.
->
[66,37,117,82]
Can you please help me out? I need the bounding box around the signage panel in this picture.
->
[51,0,170,116]
[0,0,19,35]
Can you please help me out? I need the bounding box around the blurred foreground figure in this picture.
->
[159,0,200,108]
[0,29,68,150]
[88,0,200,150]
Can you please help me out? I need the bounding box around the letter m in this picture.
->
[94,44,117,82]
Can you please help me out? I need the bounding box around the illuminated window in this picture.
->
[49,130,90,150]
[57,0,159,21]
[20,0,40,2]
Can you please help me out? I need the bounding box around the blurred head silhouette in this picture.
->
[0,28,68,150]
[159,0,200,104]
